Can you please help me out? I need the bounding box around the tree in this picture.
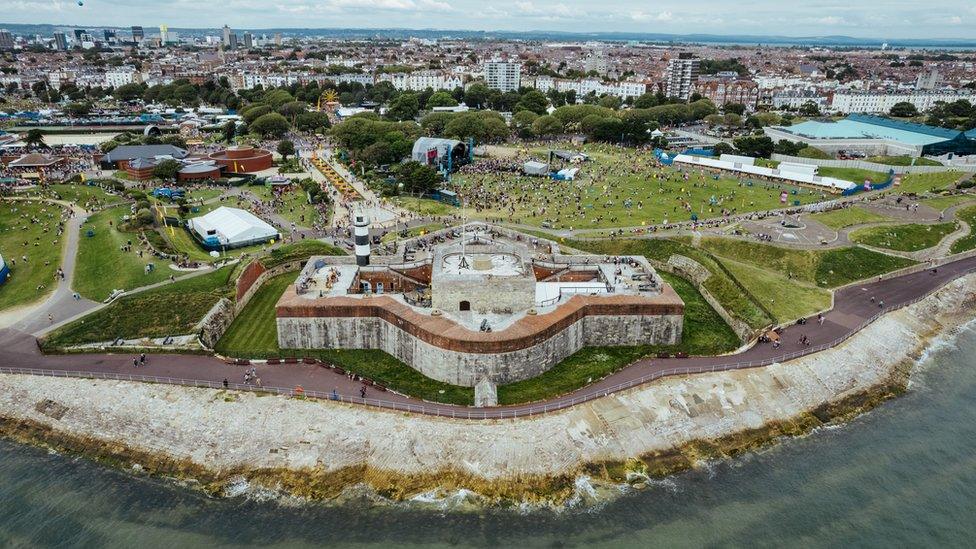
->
[65,101,92,117]
[425,91,458,109]
[598,95,621,110]
[295,111,331,133]
[277,139,296,160]
[773,139,805,156]
[152,159,181,181]
[24,129,46,149]
[114,82,144,102]
[732,135,775,158]
[278,100,308,118]
[250,112,290,138]
[396,161,440,194]
[514,90,549,115]
[712,142,735,156]
[633,92,660,109]
[242,104,272,125]
[511,110,539,138]
[889,101,918,118]
[799,101,821,117]
[386,93,420,121]
[463,83,490,109]
[222,120,237,143]
[531,115,564,138]
[723,103,746,116]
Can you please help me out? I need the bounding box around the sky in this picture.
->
[3,0,976,39]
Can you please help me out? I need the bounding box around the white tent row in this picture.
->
[672,154,857,192]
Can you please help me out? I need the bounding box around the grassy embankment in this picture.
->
[810,206,891,230]
[42,266,237,349]
[0,201,66,311]
[73,204,173,301]
[866,156,942,167]
[950,206,976,254]
[850,223,958,252]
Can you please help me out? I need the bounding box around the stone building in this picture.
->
[275,225,684,394]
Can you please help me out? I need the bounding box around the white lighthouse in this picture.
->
[353,211,370,266]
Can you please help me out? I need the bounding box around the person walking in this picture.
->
[139,353,146,366]
[223,378,229,388]
[360,385,367,399]
[133,357,138,368]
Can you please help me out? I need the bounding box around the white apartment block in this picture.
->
[376,71,462,91]
[483,59,521,92]
[104,68,139,88]
[531,75,645,99]
[830,90,976,114]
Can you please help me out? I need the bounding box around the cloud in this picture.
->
[631,11,673,22]
[948,15,963,24]
[815,16,846,25]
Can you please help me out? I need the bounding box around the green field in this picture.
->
[214,272,291,356]
[866,156,942,167]
[0,200,67,311]
[37,184,124,210]
[816,167,889,185]
[950,206,976,254]
[797,147,832,160]
[569,238,774,329]
[381,222,447,243]
[921,194,976,212]
[717,257,832,323]
[436,145,827,230]
[850,223,958,252]
[245,185,326,229]
[898,172,965,194]
[260,240,346,268]
[42,266,236,349]
[73,205,173,301]
[388,196,457,217]
[810,206,891,230]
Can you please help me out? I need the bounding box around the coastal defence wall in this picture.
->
[277,313,682,386]
[3,273,974,506]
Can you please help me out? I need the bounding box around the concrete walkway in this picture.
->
[2,252,974,418]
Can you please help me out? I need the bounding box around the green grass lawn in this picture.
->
[381,222,447,243]
[35,184,125,210]
[570,237,773,329]
[850,223,958,252]
[797,147,832,160]
[698,237,916,288]
[810,206,891,230]
[950,206,976,254]
[214,271,474,405]
[921,194,976,212]
[260,239,346,268]
[442,146,827,230]
[42,266,236,349]
[0,200,67,311]
[388,196,457,217]
[817,167,890,185]
[866,156,942,167]
[215,272,291,356]
[73,205,173,301]
[717,258,832,324]
[898,172,965,194]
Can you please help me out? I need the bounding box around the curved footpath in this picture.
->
[2,252,975,418]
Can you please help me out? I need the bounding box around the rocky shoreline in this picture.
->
[1,273,975,509]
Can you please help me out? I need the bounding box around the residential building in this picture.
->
[53,32,68,51]
[131,26,144,43]
[830,90,976,114]
[692,79,760,109]
[483,58,521,92]
[222,25,232,48]
[1,29,16,50]
[665,53,699,101]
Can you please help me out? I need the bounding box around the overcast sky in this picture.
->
[4,0,976,39]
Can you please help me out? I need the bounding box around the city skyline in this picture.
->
[2,0,976,40]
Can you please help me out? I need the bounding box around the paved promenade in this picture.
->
[2,252,974,418]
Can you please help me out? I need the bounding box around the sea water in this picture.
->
[2,325,976,548]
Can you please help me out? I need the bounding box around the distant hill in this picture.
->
[3,22,976,49]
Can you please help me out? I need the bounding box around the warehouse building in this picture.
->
[765,114,976,158]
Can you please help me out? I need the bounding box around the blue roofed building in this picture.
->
[765,114,976,158]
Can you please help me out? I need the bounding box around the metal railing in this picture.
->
[7,260,975,420]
